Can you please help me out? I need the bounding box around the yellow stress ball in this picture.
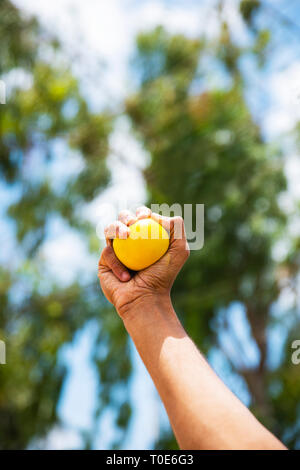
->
[113,218,170,271]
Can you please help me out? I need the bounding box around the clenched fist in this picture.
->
[98,206,189,318]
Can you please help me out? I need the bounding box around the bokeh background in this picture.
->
[1,0,300,450]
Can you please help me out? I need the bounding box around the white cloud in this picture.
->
[13,0,212,99]
[13,0,211,230]
[130,1,203,36]
[223,0,250,46]
[264,61,300,136]
[40,229,95,285]
[58,323,98,431]
[86,116,148,231]
[31,426,82,450]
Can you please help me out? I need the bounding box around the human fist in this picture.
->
[98,206,189,318]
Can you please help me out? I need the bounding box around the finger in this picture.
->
[98,259,119,290]
[151,213,185,241]
[104,221,130,241]
[136,206,152,219]
[151,212,172,231]
[100,246,131,282]
[118,209,137,226]
[171,216,186,241]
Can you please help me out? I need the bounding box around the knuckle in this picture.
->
[104,223,116,237]
[105,221,128,239]
[173,215,184,225]
[118,210,136,226]
[118,210,128,220]
[136,206,151,216]
[118,222,129,238]
[115,221,123,231]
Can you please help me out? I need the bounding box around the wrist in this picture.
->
[121,292,187,365]
[119,292,174,325]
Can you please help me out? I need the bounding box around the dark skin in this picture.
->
[98,206,286,450]
[99,207,189,317]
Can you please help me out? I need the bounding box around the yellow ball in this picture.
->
[113,218,170,271]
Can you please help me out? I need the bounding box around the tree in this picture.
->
[125,11,300,449]
[0,1,131,449]
[1,0,300,450]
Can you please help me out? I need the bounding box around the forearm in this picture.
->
[122,295,286,450]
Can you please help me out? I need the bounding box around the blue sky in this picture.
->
[7,0,300,449]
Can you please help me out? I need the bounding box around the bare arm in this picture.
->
[123,296,285,450]
[98,206,286,450]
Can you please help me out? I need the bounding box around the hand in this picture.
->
[98,206,190,318]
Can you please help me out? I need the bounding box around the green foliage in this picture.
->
[240,0,261,25]
[252,29,271,67]
[1,0,300,451]
[0,0,39,73]
[0,265,100,449]
[126,23,300,449]
[135,26,201,88]
[0,1,130,449]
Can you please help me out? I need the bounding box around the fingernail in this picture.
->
[121,272,130,282]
